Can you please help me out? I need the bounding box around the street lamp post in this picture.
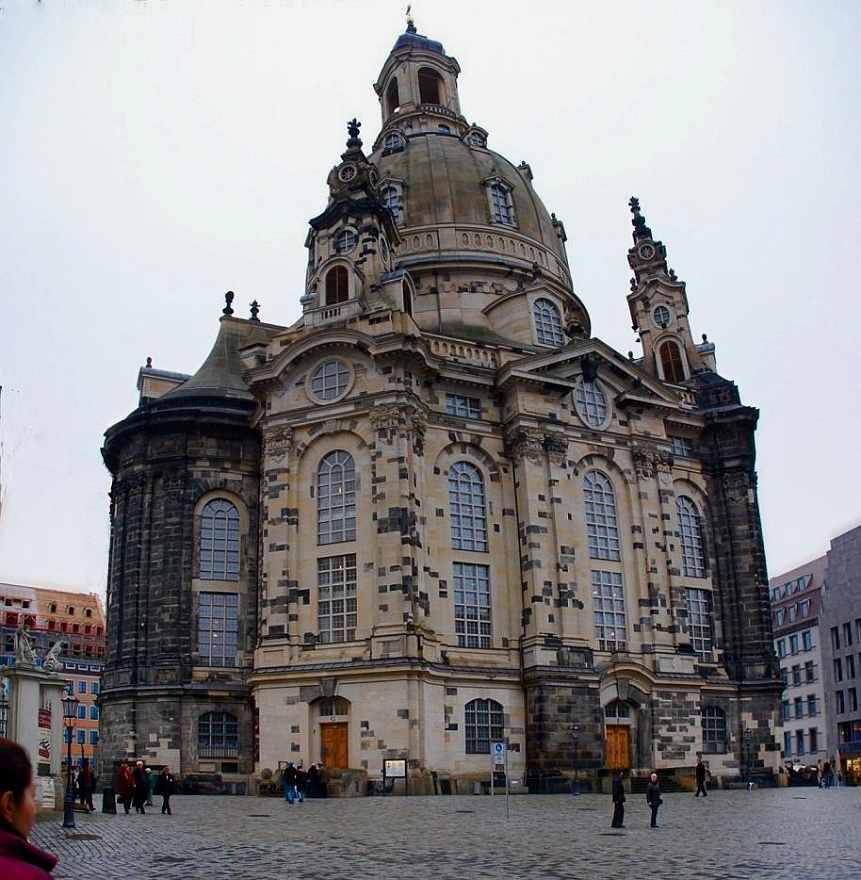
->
[743,727,753,790]
[61,693,79,829]
[572,724,580,796]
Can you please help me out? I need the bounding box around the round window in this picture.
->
[653,305,671,329]
[573,379,609,428]
[334,229,358,254]
[310,360,351,402]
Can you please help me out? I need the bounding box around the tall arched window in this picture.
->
[199,499,240,581]
[381,185,402,224]
[489,182,515,225]
[318,451,356,544]
[386,78,400,116]
[659,340,686,383]
[325,266,349,305]
[677,495,706,578]
[449,461,488,552]
[702,706,727,754]
[464,698,504,754]
[198,711,238,757]
[533,298,564,346]
[584,472,620,560]
[418,67,443,105]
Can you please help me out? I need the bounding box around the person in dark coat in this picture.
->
[78,758,95,811]
[611,769,626,828]
[155,766,175,815]
[283,762,298,804]
[695,757,708,797]
[646,772,662,828]
[117,763,135,814]
[0,737,58,879]
[132,760,149,814]
[296,761,308,803]
[306,762,319,798]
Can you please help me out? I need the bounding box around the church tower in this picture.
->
[100,19,782,794]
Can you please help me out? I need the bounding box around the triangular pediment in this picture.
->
[496,337,685,411]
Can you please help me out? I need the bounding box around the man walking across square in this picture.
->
[695,757,708,797]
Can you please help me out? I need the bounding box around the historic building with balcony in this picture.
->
[99,19,782,793]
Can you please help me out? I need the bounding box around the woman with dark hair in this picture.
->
[0,737,58,878]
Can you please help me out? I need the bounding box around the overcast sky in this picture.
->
[1,0,859,597]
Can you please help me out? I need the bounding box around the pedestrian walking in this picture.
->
[306,762,319,798]
[156,766,175,815]
[117,763,135,814]
[146,767,155,805]
[296,761,307,803]
[132,760,149,814]
[78,758,95,811]
[694,757,708,797]
[646,772,662,828]
[0,737,59,879]
[283,762,298,805]
[611,769,626,828]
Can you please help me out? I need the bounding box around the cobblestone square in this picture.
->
[31,787,860,879]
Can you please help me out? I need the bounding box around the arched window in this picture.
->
[659,340,686,383]
[489,182,515,225]
[317,696,350,717]
[702,706,727,754]
[325,266,349,305]
[198,711,238,757]
[381,185,402,224]
[318,451,356,544]
[449,461,488,552]
[386,78,401,116]
[418,67,443,105]
[574,380,609,428]
[533,298,564,346]
[604,700,631,719]
[677,496,706,578]
[464,698,504,754]
[584,472,620,561]
[199,499,240,581]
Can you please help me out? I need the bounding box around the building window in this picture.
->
[686,588,713,661]
[782,700,791,721]
[836,690,845,714]
[788,604,798,623]
[573,380,609,428]
[583,472,620,561]
[445,393,481,419]
[669,436,694,458]
[807,695,818,717]
[791,665,801,686]
[90,682,100,694]
[454,562,491,648]
[334,228,358,254]
[783,731,792,756]
[772,586,782,602]
[800,599,811,618]
[317,554,357,644]
[795,729,804,755]
[777,639,786,658]
[676,496,706,578]
[325,266,349,305]
[468,131,487,147]
[801,630,812,651]
[604,701,631,719]
[591,570,626,651]
[532,298,564,347]
[780,667,788,687]
[831,626,840,651]
[834,658,843,682]
[702,706,727,754]
[464,698,504,754]
[849,687,858,713]
[653,304,671,328]
[659,340,686,383]
[489,182,514,225]
[76,729,85,745]
[90,706,99,720]
[794,697,803,719]
[317,451,357,545]
[844,622,854,647]
[198,712,239,758]
[449,462,488,552]
[380,185,402,223]
[199,499,240,581]
[418,67,443,104]
[789,634,799,654]
[77,704,86,719]
[310,359,351,402]
[317,696,349,717]
[383,131,403,152]
[385,78,400,116]
[775,609,785,626]
[804,660,816,683]
[847,655,856,679]
[77,681,87,694]
[808,727,818,753]
[89,730,99,746]
[198,592,239,667]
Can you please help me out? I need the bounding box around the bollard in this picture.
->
[101,785,117,814]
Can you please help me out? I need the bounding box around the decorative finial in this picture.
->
[629,277,637,292]
[223,291,235,315]
[668,268,677,281]
[629,196,653,243]
[346,118,362,149]
[250,300,260,321]
[146,356,152,367]
[406,4,416,32]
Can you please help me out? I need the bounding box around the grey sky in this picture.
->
[1,0,859,596]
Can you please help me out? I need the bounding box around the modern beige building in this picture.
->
[100,21,782,793]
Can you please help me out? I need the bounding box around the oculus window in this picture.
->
[573,380,609,428]
[310,360,351,402]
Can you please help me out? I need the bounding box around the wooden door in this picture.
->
[606,725,630,769]
[321,722,349,770]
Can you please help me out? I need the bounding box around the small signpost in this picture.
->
[490,741,510,818]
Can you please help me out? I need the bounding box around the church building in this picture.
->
[99,21,782,793]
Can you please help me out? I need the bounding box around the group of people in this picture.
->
[282,761,327,804]
[611,770,666,830]
[116,760,175,815]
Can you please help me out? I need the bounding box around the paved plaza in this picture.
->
[32,787,860,880]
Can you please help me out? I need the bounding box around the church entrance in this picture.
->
[320,722,349,771]
[605,725,631,770]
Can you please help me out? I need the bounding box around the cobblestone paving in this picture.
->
[32,787,860,880]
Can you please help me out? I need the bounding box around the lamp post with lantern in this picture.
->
[61,693,79,828]
[571,724,580,796]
